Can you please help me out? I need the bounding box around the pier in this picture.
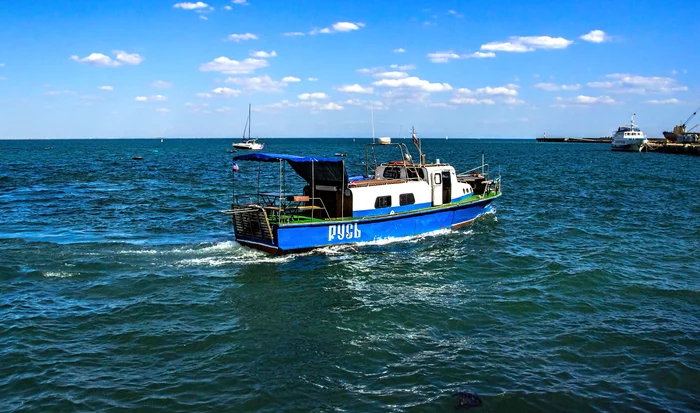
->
[536,136,612,143]
[645,142,700,156]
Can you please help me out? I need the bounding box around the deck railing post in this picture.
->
[311,160,315,219]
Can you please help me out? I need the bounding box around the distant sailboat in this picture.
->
[232,104,264,150]
[446,135,449,140]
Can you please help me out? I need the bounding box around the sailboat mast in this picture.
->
[248,104,251,140]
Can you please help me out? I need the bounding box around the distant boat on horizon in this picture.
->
[232,104,264,151]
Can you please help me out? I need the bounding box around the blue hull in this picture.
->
[235,196,498,254]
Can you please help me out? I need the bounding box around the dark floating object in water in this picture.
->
[334,153,347,157]
[44,146,53,150]
[132,156,144,161]
[453,392,482,410]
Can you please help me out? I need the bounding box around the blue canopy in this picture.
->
[233,152,346,185]
[233,152,342,164]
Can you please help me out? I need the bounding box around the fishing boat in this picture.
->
[224,127,501,254]
[233,104,264,150]
[612,113,648,152]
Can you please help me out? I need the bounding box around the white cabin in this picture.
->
[347,162,474,217]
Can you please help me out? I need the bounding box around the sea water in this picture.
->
[0,138,698,412]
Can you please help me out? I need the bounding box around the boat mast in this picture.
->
[242,110,249,140]
[370,101,375,144]
[248,104,252,140]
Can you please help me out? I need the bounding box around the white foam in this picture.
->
[43,271,75,278]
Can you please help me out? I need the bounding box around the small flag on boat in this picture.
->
[412,133,419,146]
[232,161,239,172]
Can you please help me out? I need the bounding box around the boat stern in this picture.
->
[228,205,280,253]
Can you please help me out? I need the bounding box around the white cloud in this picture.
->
[481,36,573,52]
[250,50,277,58]
[216,106,234,112]
[336,84,374,94]
[427,51,460,63]
[646,98,680,104]
[587,73,687,94]
[282,76,301,82]
[450,97,495,105]
[319,102,344,111]
[71,50,143,67]
[448,9,464,17]
[475,85,519,96]
[556,95,616,105]
[372,76,452,92]
[212,87,241,97]
[151,80,173,89]
[359,65,415,74]
[503,97,525,105]
[98,85,114,91]
[46,90,77,96]
[393,48,406,53]
[450,84,520,104]
[373,71,409,79]
[308,77,318,81]
[466,51,496,59]
[0,63,4,67]
[333,22,364,32]
[580,30,610,43]
[199,57,268,74]
[428,51,495,63]
[227,33,258,42]
[310,21,365,35]
[225,75,288,93]
[232,0,248,4]
[298,92,329,100]
[156,108,170,113]
[173,2,209,10]
[534,82,581,91]
[389,64,416,71]
[283,32,306,36]
[223,5,232,10]
[196,92,213,98]
[199,15,208,20]
[135,95,167,102]
[342,98,364,106]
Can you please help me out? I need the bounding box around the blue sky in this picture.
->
[0,0,698,138]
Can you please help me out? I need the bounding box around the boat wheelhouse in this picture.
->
[612,114,648,152]
[225,130,501,254]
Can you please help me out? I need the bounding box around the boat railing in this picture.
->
[457,164,491,179]
[231,193,331,222]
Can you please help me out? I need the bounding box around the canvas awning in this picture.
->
[233,153,347,186]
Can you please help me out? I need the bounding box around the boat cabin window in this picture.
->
[375,196,392,208]
[399,193,415,206]
[406,167,424,180]
[383,166,402,179]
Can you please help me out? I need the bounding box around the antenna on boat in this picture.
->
[370,100,375,144]
[411,126,425,165]
[631,112,636,128]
